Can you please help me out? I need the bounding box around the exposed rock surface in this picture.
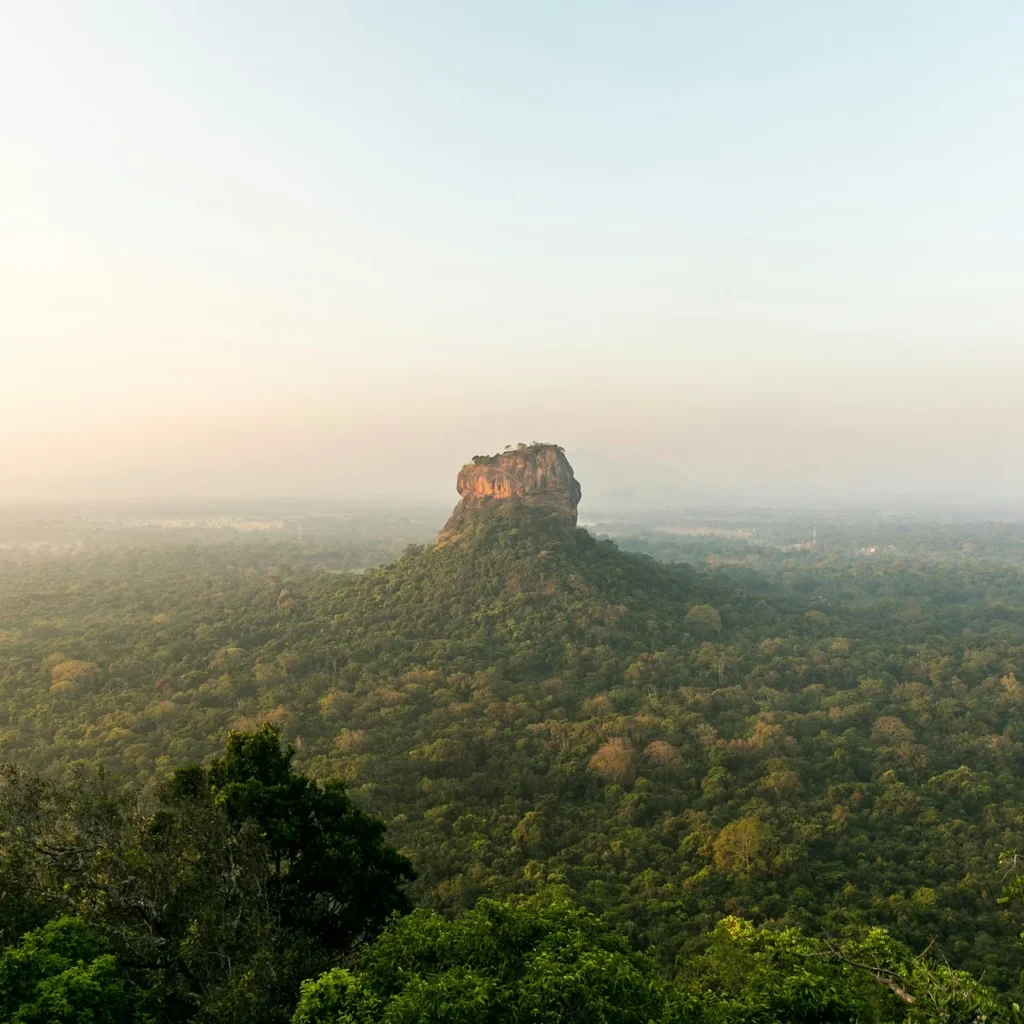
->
[442,444,582,534]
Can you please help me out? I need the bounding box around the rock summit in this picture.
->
[442,443,582,534]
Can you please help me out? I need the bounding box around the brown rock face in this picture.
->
[442,444,582,534]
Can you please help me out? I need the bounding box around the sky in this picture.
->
[2,1,1023,504]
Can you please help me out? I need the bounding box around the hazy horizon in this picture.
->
[4,447,1024,517]
[4,2,1023,505]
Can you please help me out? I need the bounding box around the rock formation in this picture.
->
[442,443,582,534]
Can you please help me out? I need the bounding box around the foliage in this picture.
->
[4,504,1024,993]
[680,915,1016,1024]
[291,893,668,1024]
[0,917,143,1024]
[472,442,565,464]
[0,729,412,1024]
[177,724,414,952]
[291,894,1019,1024]
[685,604,723,636]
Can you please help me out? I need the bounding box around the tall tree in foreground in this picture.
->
[199,724,414,951]
[0,725,414,1023]
[292,893,1017,1024]
[292,894,665,1024]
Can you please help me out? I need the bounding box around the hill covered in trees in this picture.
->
[3,500,1024,1014]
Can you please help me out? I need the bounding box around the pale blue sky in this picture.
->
[2,2,1022,500]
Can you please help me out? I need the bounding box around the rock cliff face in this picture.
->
[442,444,582,534]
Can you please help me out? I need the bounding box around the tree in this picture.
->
[683,916,1016,1024]
[291,894,665,1024]
[177,724,415,954]
[0,727,414,1024]
[589,738,636,783]
[0,917,142,1024]
[712,817,769,875]
[804,609,829,635]
[684,604,722,636]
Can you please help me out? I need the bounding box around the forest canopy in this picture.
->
[3,503,1024,1018]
